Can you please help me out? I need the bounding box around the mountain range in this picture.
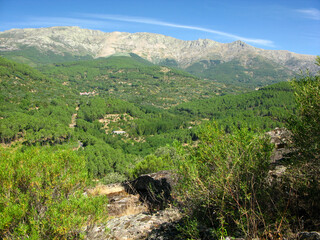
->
[0,26,317,89]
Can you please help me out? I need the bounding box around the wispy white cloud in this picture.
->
[82,13,274,47]
[4,14,274,47]
[296,8,320,20]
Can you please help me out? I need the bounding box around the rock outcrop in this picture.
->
[103,208,181,240]
[266,127,293,163]
[85,171,181,240]
[124,171,176,212]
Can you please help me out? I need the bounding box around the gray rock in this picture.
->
[266,127,293,163]
[86,208,182,240]
[266,127,292,150]
[298,232,320,240]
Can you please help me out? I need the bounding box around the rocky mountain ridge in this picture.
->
[0,26,316,72]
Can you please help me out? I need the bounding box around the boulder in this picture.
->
[124,171,176,212]
[267,127,292,149]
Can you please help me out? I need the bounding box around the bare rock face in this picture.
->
[266,128,294,181]
[103,208,181,240]
[86,207,181,240]
[86,183,149,217]
[0,26,316,72]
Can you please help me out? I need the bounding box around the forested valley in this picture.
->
[1,54,319,239]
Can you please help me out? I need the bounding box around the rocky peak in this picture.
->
[0,26,317,72]
[230,40,248,48]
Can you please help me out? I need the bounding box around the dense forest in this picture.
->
[0,54,319,239]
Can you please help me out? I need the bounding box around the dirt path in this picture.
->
[69,106,79,128]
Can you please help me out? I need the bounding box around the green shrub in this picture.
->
[284,56,320,230]
[130,146,180,178]
[130,154,168,178]
[289,56,320,160]
[0,146,108,239]
[176,121,274,239]
[102,172,127,185]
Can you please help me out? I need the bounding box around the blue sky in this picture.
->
[0,0,319,55]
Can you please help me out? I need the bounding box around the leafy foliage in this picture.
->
[281,57,320,231]
[0,146,108,239]
[175,57,320,239]
[130,145,180,178]
[288,57,320,159]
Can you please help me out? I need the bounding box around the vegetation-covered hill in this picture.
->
[171,81,295,131]
[0,56,78,144]
[2,54,318,239]
[0,55,296,176]
[0,45,93,67]
[1,27,316,92]
[38,54,228,108]
[185,56,293,90]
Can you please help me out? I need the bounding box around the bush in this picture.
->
[289,56,320,160]
[130,146,180,178]
[102,172,127,185]
[0,146,108,239]
[176,121,274,239]
[284,56,320,231]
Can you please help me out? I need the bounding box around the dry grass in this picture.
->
[87,184,127,197]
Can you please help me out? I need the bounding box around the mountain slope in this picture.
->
[0,57,78,144]
[0,27,315,69]
[186,56,293,88]
[170,81,295,130]
[39,55,225,108]
[0,26,316,89]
